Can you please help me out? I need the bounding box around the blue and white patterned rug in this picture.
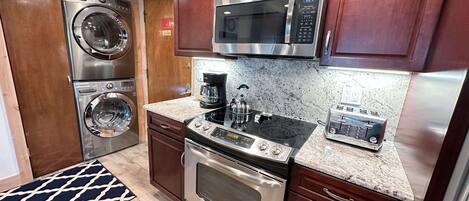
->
[0,160,136,201]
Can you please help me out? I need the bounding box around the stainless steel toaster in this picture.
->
[324,105,387,151]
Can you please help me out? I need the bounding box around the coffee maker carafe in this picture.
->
[200,73,227,108]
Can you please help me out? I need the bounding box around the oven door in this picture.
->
[184,139,287,201]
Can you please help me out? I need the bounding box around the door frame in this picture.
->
[0,17,33,192]
[130,0,149,143]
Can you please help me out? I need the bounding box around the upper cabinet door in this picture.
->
[425,0,469,71]
[320,0,444,71]
[174,0,215,57]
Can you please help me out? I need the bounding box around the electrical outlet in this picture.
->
[341,85,363,106]
[196,72,204,82]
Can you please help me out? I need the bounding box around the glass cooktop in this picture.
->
[199,107,317,149]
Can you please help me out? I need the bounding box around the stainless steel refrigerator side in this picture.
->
[444,130,469,201]
[394,69,468,200]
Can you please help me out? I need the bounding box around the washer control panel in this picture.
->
[188,117,293,163]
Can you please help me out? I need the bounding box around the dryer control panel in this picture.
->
[64,0,131,13]
[75,79,135,95]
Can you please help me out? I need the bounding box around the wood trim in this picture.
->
[130,0,149,143]
[0,175,22,192]
[0,17,33,191]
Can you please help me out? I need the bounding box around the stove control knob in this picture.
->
[203,124,211,131]
[194,121,202,128]
[272,148,282,156]
[259,143,268,151]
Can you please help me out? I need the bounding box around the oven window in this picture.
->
[215,0,289,43]
[196,163,262,201]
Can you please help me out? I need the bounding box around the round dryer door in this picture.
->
[73,6,131,60]
[84,93,136,138]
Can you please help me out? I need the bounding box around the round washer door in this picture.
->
[84,93,136,138]
[73,6,131,60]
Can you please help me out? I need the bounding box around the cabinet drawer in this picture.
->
[290,164,397,201]
[287,191,313,201]
[148,112,185,142]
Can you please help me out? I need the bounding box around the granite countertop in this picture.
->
[295,126,414,201]
[144,97,413,200]
[143,96,218,123]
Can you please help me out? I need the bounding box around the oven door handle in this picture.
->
[188,143,282,188]
[284,0,296,43]
[208,160,282,188]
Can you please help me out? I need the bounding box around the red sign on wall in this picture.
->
[161,18,174,30]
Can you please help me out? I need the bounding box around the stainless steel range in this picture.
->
[184,107,317,201]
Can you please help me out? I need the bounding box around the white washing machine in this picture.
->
[74,79,139,160]
[63,0,135,81]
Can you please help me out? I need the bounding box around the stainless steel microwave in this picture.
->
[213,0,327,58]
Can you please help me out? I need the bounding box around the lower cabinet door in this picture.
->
[148,129,184,200]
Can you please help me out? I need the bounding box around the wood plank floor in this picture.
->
[98,143,172,201]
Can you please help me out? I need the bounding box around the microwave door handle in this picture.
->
[284,0,296,43]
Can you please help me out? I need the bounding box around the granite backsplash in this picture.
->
[192,57,411,141]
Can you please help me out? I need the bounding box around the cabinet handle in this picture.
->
[324,30,332,56]
[180,152,185,167]
[160,123,170,129]
[323,188,354,201]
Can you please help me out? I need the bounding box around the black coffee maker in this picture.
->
[200,73,227,108]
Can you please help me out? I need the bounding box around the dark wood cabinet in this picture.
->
[320,0,444,71]
[287,191,313,201]
[289,164,397,201]
[148,112,185,142]
[425,0,469,71]
[147,112,185,201]
[174,0,215,57]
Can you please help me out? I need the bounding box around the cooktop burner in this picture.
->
[200,107,317,149]
[186,107,317,178]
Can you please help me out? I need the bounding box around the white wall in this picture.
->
[0,87,19,179]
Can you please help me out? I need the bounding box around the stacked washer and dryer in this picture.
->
[63,0,138,160]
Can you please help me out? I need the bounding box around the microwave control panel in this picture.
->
[292,0,319,44]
